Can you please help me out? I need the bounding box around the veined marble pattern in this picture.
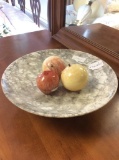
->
[1,49,118,118]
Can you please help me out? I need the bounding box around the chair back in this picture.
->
[5,0,9,3]
[30,0,41,27]
[11,0,15,6]
[18,0,25,12]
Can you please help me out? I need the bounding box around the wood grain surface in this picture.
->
[0,30,119,160]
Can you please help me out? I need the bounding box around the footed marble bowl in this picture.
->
[1,49,118,118]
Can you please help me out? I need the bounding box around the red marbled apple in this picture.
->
[36,70,60,94]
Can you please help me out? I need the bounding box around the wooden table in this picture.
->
[0,29,119,160]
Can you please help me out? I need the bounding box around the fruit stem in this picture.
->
[51,64,54,68]
[68,64,71,67]
[47,63,54,69]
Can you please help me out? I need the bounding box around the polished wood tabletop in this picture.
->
[0,29,119,160]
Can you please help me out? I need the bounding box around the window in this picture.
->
[8,0,48,28]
